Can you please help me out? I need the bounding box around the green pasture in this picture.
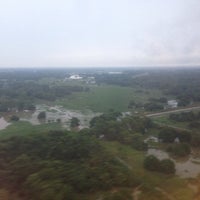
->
[0,121,63,139]
[152,115,191,130]
[57,85,163,112]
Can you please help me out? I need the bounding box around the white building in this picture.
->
[167,100,178,108]
[69,75,82,80]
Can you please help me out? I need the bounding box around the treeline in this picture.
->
[169,111,200,122]
[95,69,200,107]
[0,80,84,112]
[158,126,200,156]
[128,97,166,111]
[132,69,200,106]
[169,111,200,130]
[0,131,138,200]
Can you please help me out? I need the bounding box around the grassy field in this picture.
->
[57,85,164,112]
[0,121,63,139]
[152,115,192,130]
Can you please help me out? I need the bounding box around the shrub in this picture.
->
[37,111,46,120]
[144,155,175,174]
[160,159,175,174]
[10,115,20,121]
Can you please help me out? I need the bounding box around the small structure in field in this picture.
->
[167,100,178,108]
[69,75,83,80]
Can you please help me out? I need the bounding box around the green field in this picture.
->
[0,121,63,139]
[152,115,192,131]
[57,85,164,112]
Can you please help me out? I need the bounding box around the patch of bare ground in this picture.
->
[155,187,176,200]
[132,185,142,200]
[188,182,200,200]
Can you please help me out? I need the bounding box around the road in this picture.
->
[146,106,200,118]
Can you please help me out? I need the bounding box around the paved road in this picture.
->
[146,106,200,118]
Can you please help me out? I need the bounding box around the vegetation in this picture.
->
[0,131,138,199]
[89,110,151,151]
[169,111,200,122]
[70,117,80,128]
[0,68,200,199]
[158,127,191,143]
[37,111,46,120]
[10,115,20,121]
[144,155,175,174]
[166,143,191,157]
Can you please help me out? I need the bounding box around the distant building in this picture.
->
[167,100,178,108]
[144,136,159,143]
[174,137,180,143]
[69,75,82,80]
[108,71,122,74]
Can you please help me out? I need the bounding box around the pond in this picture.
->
[148,148,200,178]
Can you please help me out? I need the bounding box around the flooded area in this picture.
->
[0,117,11,130]
[20,105,101,129]
[148,148,200,178]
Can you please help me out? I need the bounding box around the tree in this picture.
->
[37,111,46,120]
[166,143,191,157]
[70,117,80,128]
[143,155,160,171]
[144,155,175,174]
[191,133,200,147]
[10,115,19,121]
[160,159,175,174]
[131,134,148,151]
[158,128,177,143]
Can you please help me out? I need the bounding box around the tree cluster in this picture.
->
[158,127,191,143]
[166,143,191,157]
[90,111,153,151]
[0,131,138,200]
[169,111,200,122]
[144,155,175,174]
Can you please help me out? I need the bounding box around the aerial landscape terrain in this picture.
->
[1,0,200,199]
[0,67,200,200]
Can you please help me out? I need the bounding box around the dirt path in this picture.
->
[132,185,142,200]
[155,187,176,200]
[115,156,133,170]
[188,183,200,200]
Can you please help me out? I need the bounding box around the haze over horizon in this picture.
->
[0,0,200,68]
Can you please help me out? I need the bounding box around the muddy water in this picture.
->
[148,148,200,178]
[20,105,101,129]
[0,117,10,130]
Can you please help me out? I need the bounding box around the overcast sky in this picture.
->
[0,0,200,68]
